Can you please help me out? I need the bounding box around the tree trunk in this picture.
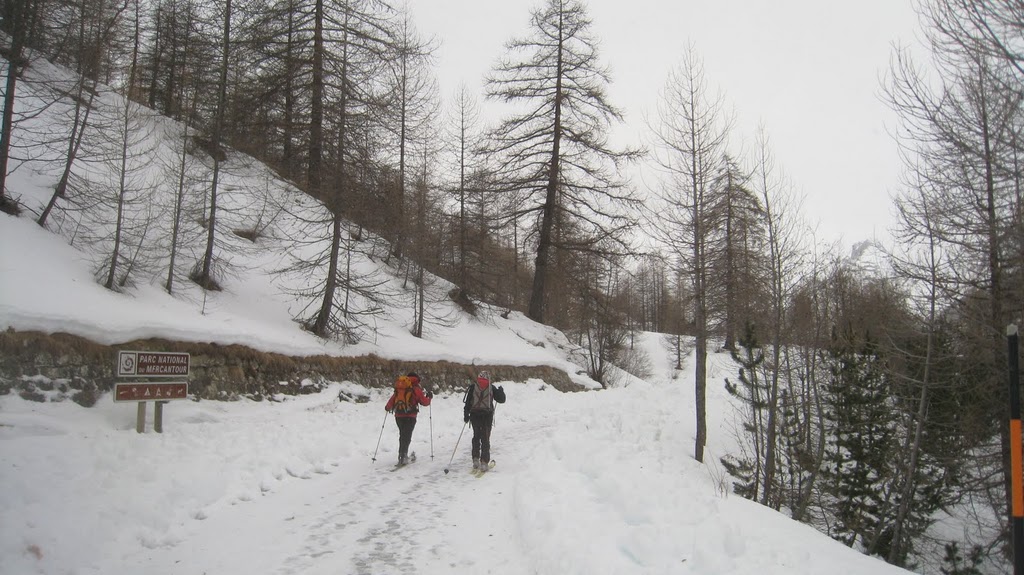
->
[198,0,231,288]
[0,5,26,209]
[105,0,142,289]
[694,314,708,462]
[978,70,1012,539]
[528,17,564,324]
[308,0,324,194]
[313,213,343,337]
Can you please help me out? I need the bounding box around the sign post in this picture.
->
[1008,324,1023,575]
[154,401,168,433]
[115,351,190,433]
[136,402,146,434]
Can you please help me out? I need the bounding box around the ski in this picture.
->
[471,460,496,477]
[390,452,416,472]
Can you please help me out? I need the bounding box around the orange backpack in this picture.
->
[393,376,417,414]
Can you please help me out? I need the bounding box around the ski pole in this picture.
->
[371,410,389,463]
[443,419,468,474]
[429,401,435,460]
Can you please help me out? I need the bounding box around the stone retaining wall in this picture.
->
[0,330,581,406]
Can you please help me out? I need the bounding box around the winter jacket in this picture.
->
[385,381,431,418]
[463,382,506,421]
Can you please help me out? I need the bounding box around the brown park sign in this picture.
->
[117,351,190,377]
[114,382,189,402]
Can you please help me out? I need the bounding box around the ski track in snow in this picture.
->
[103,412,544,575]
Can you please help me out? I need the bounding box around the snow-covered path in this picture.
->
[110,441,526,575]
[81,388,537,575]
[87,382,678,575]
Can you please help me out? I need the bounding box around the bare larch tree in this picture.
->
[485,0,640,324]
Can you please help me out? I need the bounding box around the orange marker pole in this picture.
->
[1008,324,1023,575]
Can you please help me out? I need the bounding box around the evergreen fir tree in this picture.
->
[939,542,984,575]
[722,321,769,501]
[778,386,816,515]
[821,326,897,549]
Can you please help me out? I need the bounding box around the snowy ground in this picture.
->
[0,333,912,575]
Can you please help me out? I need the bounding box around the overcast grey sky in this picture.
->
[410,0,922,248]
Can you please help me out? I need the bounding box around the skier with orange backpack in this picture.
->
[385,372,432,466]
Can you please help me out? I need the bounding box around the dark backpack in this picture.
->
[393,376,418,414]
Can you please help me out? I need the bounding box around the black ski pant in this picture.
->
[469,411,494,463]
[395,416,416,461]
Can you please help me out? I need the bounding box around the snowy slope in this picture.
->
[0,54,590,381]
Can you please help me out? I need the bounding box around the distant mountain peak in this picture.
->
[845,239,891,278]
[850,239,877,261]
